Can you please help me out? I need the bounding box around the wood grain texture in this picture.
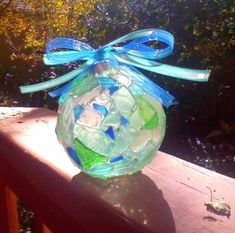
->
[0,107,234,233]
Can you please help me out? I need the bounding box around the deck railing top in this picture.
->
[0,107,234,233]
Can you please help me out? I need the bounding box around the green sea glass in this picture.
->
[74,139,108,169]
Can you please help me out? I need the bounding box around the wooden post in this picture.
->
[0,183,19,233]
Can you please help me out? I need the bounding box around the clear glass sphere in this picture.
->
[56,62,166,179]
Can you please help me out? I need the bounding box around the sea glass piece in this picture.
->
[71,73,99,97]
[93,103,108,116]
[74,139,108,169]
[136,97,158,129]
[97,77,118,89]
[112,86,136,117]
[66,147,81,166]
[110,155,124,163]
[143,112,158,129]
[77,106,102,128]
[58,73,98,105]
[73,124,110,155]
[109,135,129,155]
[108,86,119,95]
[75,87,101,106]
[73,105,83,122]
[56,97,75,146]
[120,116,129,126]
[101,112,120,129]
[94,89,112,108]
[105,126,115,140]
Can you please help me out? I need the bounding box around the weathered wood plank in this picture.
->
[0,107,234,233]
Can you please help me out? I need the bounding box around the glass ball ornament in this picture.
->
[56,61,166,179]
[19,29,210,179]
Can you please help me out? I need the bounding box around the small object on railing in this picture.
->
[20,29,210,179]
[204,187,231,218]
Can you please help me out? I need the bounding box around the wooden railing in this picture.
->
[0,107,234,233]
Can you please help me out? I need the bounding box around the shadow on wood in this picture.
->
[71,171,176,233]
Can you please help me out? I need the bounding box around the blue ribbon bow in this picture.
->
[20,29,210,107]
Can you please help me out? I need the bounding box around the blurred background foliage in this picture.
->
[0,0,234,175]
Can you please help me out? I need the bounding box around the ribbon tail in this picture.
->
[120,64,175,107]
[115,53,211,82]
[20,60,93,94]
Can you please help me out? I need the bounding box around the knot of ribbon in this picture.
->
[20,29,210,107]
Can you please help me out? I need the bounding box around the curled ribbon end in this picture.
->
[19,86,29,94]
[197,70,211,82]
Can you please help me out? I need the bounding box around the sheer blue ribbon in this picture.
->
[20,29,210,107]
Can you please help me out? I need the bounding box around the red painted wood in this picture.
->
[0,183,19,233]
[0,107,234,233]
